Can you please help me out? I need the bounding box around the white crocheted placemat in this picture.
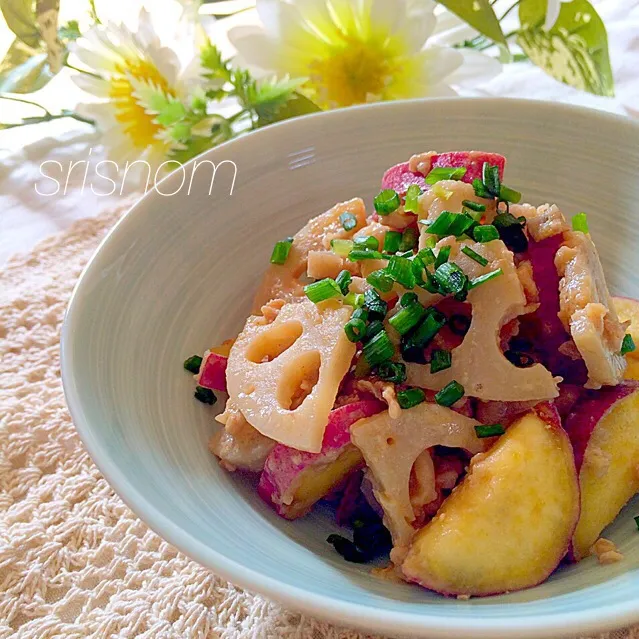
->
[0,203,636,639]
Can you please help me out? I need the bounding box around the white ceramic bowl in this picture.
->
[61,98,639,638]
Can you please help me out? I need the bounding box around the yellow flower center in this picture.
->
[307,38,395,108]
[109,58,176,150]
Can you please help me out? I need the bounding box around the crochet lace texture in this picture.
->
[0,205,634,639]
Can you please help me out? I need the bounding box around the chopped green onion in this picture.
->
[352,307,369,322]
[345,318,367,342]
[354,235,380,251]
[194,386,217,405]
[364,289,388,320]
[411,256,427,286]
[304,278,342,303]
[634,515,639,531]
[383,231,402,253]
[367,269,394,293]
[389,302,427,335]
[399,227,418,252]
[405,308,447,349]
[494,212,523,229]
[448,213,477,237]
[421,270,441,295]
[400,292,419,307]
[462,200,486,213]
[435,380,464,407]
[430,349,452,374]
[375,361,407,384]
[494,212,528,253]
[339,212,358,231]
[433,262,468,299]
[335,269,352,295]
[499,185,521,204]
[472,178,491,199]
[183,355,202,374]
[469,268,503,289]
[473,225,499,243]
[425,166,467,185]
[270,237,294,264]
[404,184,421,213]
[374,189,401,215]
[417,248,436,265]
[475,423,505,438]
[365,319,384,340]
[572,212,590,234]
[326,534,370,563]
[348,249,384,261]
[423,235,437,249]
[363,329,395,365]
[482,162,501,197]
[461,245,488,266]
[434,245,452,269]
[387,255,416,289]
[344,292,365,308]
[331,238,354,257]
[397,387,426,409]
[621,334,636,355]
[424,211,455,236]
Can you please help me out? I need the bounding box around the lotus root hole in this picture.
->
[246,321,303,363]
[277,351,321,410]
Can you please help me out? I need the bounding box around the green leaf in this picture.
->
[257,91,322,128]
[0,40,53,93]
[200,39,232,84]
[436,0,506,45]
[58,19,81,41]
[155,99,187,127]
[518,0,613,97]
[0,0,40,47]
[169,117,234,163]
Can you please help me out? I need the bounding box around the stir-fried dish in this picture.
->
[184,151,639,598]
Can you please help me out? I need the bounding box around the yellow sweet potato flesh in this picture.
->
[573,391,639,560]
[624,358,639,381]
[402,412,579,597]
[286,446,363,519]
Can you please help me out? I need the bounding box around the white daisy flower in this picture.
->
[228,0,501,109]
[70,7,198,166]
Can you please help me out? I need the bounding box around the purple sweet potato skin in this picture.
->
[380,152,506,196]
[197,350,228,392]
[564,381,639,471]
[519,234,588,384]
[257,400,386,518]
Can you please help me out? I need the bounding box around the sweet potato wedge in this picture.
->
[564,381,639,560]
[257,400,385,519]
[402,410,579,597]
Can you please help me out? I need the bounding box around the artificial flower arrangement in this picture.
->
[0,0,614,167]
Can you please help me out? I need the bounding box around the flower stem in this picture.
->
[0,97,96,129]
[499,0,522,22]
[65,61,103,79]
[0,94,51,116]
[89,0,102,24]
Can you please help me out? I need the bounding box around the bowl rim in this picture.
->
[61,97,639,639]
